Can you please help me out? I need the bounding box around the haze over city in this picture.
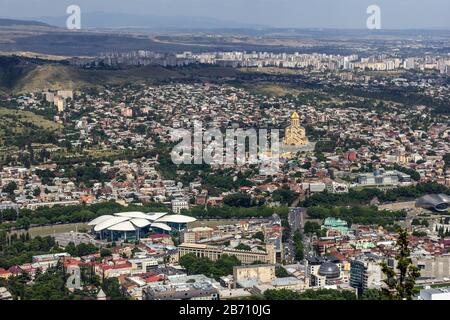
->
[1,0,450,29]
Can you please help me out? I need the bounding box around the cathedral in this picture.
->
[283,111,309,146]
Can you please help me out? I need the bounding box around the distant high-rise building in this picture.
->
[350,254,383,295]
[404,58,416,70]
[54,97,66,113]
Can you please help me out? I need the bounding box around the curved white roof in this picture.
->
[108,221,137,232]
[143,212,169,221]
[150,222,172,232]
[157,214,197,224]
[130,218,152,228]
[89,211,196,233]
[88,215,115,226]
[94,216,130,232]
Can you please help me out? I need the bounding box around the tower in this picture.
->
[283,112,309,146]
[291,111,300,127]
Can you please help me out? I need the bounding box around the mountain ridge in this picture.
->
[0,18,53,27]
[36,12,269,30]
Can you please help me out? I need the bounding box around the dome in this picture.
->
[291,112,300,120]
[318,262,340,279]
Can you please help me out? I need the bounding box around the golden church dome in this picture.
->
[291,111,300,120]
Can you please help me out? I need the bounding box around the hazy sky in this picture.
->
[1,0,450,29]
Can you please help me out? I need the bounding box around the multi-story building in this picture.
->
[171,198,189,214]
[233,264,276,287]
[350,254,384,295]
[305,255,342,288]
[357,169,411,186]
[143,281,219,300]
[178,243,276,264]
[181,227,214,243]
[413,254,450,281]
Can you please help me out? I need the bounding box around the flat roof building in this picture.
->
[143,281,219,300]
[419,287,450,300]
[178,243,276,265]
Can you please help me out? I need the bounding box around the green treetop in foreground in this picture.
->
[381,228,421,300]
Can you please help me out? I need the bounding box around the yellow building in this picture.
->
[55,97,66,113]
[283,112,308,146]
[233,264,276,286]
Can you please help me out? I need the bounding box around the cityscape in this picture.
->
[0,0,449,306]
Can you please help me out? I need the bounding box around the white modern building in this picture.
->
[88,211,197,241]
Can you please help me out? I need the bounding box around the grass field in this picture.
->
[242,83,307,97]
[8,222,90,238]
[0,107,61,145]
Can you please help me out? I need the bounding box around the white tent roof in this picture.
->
[88,215,115,226]
[94,216,130,232]
[143,212,169,221]
[89,211,195,233]
[130,218,152,228]
[150,222,172,232]
[107,221,137,232]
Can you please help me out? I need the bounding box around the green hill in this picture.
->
[0,107,62,147]
[0,56,240,94]
[0,56,38,90]
[0,18,52,27]
[0,55,185,93]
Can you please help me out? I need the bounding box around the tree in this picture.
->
[381,228,421,300]
[215,255,241,277]
[100,248,112,258]
[179,253,240,280]
[444,153,450,167]
[223,193,253,207]
[235,243,252,251]
[33,187,41,197]
[102,277,128,300]
[263,288,356,300]
[304,221,321,235]
[252,231,265,242]
[2,181,17,197]
[275,266,290,278]
[272,186,295,205]
[360,288,384,300]
[293,230,304,261]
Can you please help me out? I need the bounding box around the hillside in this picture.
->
[0,107,61,147]
[0,56,241,93]
[0,55,185,93]
[0,56,38,90]
[0,18,52,27]
[13,64,187,93]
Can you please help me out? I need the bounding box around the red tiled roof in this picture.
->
[0,268,11,275]
[145,275,163,283]
[100,263,132,271]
